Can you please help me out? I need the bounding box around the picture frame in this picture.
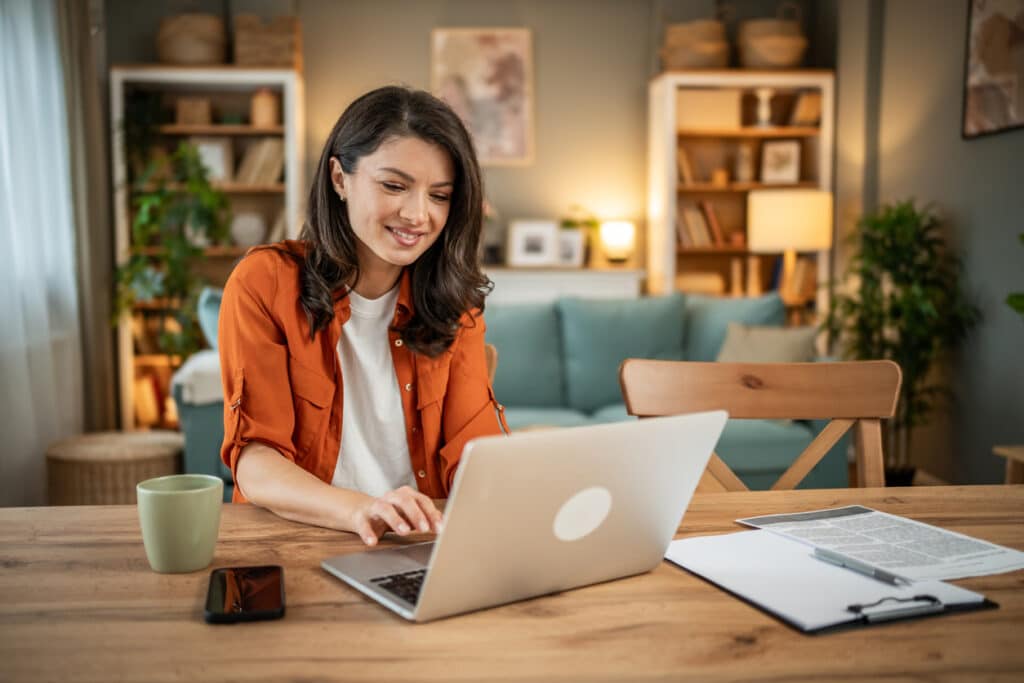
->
[962,0,1024,139]
[189,136,233,182]
[431,27,534,166]
[760,140,801,184]
[506,220,558,267]
[557,228,586,268]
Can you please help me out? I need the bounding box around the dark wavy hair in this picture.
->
[297,86,491,357]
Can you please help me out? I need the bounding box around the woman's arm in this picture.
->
[236,443,443,545]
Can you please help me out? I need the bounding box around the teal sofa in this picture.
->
[173,289,847,496]
[485,292,847,489]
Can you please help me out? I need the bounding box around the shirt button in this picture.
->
[417,470,426,479]
[404,383,412,391]
[411,426,418,433]
[394,339,403,347]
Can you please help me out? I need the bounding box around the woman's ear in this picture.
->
[329,157,347,201]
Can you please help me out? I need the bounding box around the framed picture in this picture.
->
[557,228,586,268]
[760,140,801,184]
[189,136,233,182]
[507,220,558,267]
[431,28,534,166]
[962,0,1024,138]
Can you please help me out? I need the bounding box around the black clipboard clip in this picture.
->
[847,594,944,623]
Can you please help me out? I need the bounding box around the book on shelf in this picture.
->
[698,200,725,246]
[235,138,284,185]
[266,207,287,243]
[681,202,713,247]
[677,147,696,185]
[675,212,692,247]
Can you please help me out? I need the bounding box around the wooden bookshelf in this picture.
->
[158,124,284,135]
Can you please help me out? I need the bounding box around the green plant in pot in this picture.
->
[825,199,979,485]
[559,204,600,265]
[1008,233,1024,320]
[114,141,230,359]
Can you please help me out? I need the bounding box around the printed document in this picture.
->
[737,505,1024,581]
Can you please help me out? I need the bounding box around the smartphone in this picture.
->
[204,565,285,624]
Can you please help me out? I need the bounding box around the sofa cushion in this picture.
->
[589,403,636,423]
[716,419,847,489]
[198,287,223,349]
[558,293,686,413]
[683,292,785,362]
[716,323,817,363]
[486,302,565,407]
[502,407,593,431]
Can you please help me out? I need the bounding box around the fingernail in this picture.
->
[435,520,445,533]
[420,521,430,532]
[398,523,410,533]
[365,536,376,546]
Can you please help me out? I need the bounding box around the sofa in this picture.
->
[484,291,847,489]
[173,289,847,499]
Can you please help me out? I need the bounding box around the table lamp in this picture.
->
[746,189,833,300]
[599,220,636,264]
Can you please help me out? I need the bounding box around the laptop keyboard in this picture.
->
[370,569,426,605]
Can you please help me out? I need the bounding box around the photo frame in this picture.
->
[431,28,534,166]
[962,0,1024,138]
[507,220,558,267]
[760,140,801,184]
[557,228,586,268]
[190,136,233,182]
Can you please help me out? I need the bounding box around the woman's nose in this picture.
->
[399,192,428,226]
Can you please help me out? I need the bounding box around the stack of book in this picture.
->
[235,138,284,185]
[676,199,726,248]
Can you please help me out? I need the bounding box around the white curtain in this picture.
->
[0,0,84,506]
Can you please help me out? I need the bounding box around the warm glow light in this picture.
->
[747,190,833,253]
[599,220,636,262]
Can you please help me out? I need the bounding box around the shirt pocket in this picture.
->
[288,356,335,458]
[416,353,452,410]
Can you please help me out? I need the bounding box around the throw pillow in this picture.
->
[715,322,818,363]
[683,292,785,361]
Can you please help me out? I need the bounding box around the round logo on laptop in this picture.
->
[552,486,612,542]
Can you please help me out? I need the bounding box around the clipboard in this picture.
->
[664,530,997,634]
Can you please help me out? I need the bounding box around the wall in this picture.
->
[837,0,1024,483]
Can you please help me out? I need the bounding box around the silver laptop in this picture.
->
[321,410,728,622]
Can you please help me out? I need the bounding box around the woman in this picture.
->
[218,86,508,546]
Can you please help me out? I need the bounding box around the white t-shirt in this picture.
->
[330,286,416,497]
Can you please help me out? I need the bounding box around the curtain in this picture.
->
[58,0,117,433]
[0,0,84,506]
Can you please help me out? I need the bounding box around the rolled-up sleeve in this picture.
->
[438,311,510,492]
[218,253,297,492]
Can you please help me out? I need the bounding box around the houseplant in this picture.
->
[114,141,230,358]
[825,199,979,484]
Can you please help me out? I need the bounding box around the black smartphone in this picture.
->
[204,565,285,624]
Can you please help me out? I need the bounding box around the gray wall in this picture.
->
[837,0,1024,483]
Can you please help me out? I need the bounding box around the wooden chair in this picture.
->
[484,343,498,384]
[619,360,902,490]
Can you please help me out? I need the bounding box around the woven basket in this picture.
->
[46,431,183,505]
[233,14,301,68]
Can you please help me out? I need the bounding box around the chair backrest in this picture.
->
[619,360,902,490]
[485,343,498,384]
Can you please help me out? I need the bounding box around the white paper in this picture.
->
[665,530,985,632]
[737,505,1024,581]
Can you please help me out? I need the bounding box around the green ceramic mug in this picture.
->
[137,474,223,573]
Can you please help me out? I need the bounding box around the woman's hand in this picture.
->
[350,485,445,546]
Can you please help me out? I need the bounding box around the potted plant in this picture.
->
[825,199,979,485]
[114,141,230,359]
[1008,233,1024,320]
[559,204,600,266]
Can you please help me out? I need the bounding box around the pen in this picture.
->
[813,547,913,586]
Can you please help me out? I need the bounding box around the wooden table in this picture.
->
[2,486,1022,682]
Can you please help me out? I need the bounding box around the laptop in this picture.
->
[321,410,728,622]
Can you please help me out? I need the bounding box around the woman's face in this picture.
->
[330,135,455,276]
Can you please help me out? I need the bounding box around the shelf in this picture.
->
[134,354,183,367]
[677,126,821,139]
[132,245,249,257]
[678,181,819,194]
[158,124,284,136]
[135,182,284,194]
[677,246,750,255]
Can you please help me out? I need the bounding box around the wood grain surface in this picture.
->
[2,486,1022,683]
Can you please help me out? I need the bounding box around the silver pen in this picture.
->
[813,547,913,586]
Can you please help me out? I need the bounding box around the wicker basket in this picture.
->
[233,14,301,68]
[46,431,183,505]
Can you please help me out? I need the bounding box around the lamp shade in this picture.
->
[599,220,636,261]
[747,189,833,253]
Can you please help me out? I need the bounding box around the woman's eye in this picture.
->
[382,182,404,192]
[431,194,451,203]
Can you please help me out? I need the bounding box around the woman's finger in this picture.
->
[371,500,412,535]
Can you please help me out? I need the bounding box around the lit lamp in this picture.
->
[599,220,636,264]
[746,189,833,301]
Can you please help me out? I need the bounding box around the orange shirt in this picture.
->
[218,241,509,503]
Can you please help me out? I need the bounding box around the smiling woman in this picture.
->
[217,87,508,545]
